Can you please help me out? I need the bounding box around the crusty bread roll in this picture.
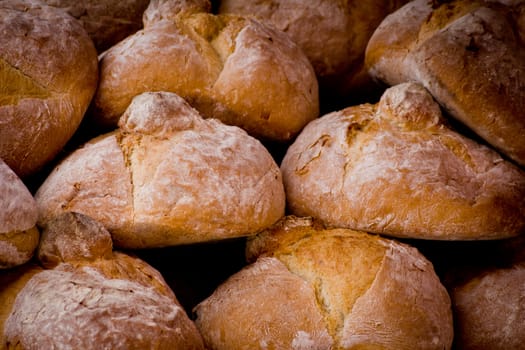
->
[365,0,525,167]
[3,211,205,350]
[0,159,39,269]
[0,264,43,350]
[0,0,98,178]
[40,0,150,52]
[194,216,453,349]
[90,2,318,141]
[218,0,407,103]
[36,91,285,249]
[281,82,525,240]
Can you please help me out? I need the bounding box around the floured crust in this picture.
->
[0,160,39,269]
[281,82,525,240]
[218,0,407,99]
[365,0,525,167]
[36,91,285,248]
[4,253,205,349]
[91,9,318,141]
[0,0,98,177]
[0,263,43,349]
[448,262,525,350]
[195,216,453,349]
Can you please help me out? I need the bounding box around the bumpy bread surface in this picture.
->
[0,0,98,178]
[36,91,285,248]
[0,264,43,350]
[40,0,150,52]
[365,0,525,167]
[4,252,205,350]
[281,82,525,240]
[0,160,39,269]
[218,0,407,98]
[92,8,318,141]
[448,261,525,350]
[195,216,453,349]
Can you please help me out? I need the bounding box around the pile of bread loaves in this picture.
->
[1,0,524,349]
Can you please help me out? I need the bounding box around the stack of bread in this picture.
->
[1,0,524,349]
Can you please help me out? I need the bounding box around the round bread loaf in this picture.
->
[40,0,150,52]
[4,253,205,349]
[90,3,318,141]
[194,216,453,349]
[0,159,39,269]
[218,0,407,103]
[365,0,525,167]
[281,82,525,240]
[36,91,285,249]
[4,211,205,349]
[0,0,98,178]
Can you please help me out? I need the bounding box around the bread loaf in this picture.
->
[281,82,525,240]
[0,0,98,178]
[194,216,453,349]
[365,0,525,167]
[218,0,407,103]
[0,159,39,269]
[3,211,205,349]
[0,264,43,350]
[91,2,318,141]
[41,0,150,52]
[36,91,285,249]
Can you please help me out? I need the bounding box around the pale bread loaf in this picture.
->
[91,4,318,141]
[36,91,285,248]
[0,159,39,269]
[365,0,525,167]
[194,216,453,349]
[0,0,98,178]
[281,82,525,240]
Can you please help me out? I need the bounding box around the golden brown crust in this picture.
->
[365,0,525,167]
[142,0,211,27]
[218,0,408,99]
[91,10,318,141]
[281,82,525,240]
[36,91,285,248]
[0,0,98,177]
[196,216,453,349]
[4,253,205,349]
[41,0,150,52]
[0,160,39,269]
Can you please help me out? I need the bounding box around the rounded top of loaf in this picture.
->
[4,252,205,349]
[281,82,525,240]
[0,0,98,177]
[36,91,285,249]
[195,215,453,349]
[365,0,525,167]
[92,9,318,142]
